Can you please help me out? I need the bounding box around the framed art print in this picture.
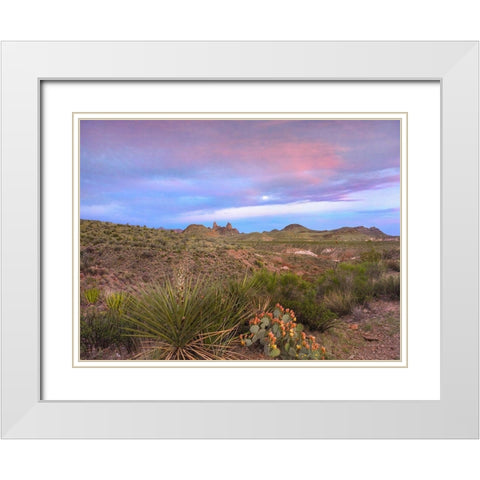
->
[1,41,478,437]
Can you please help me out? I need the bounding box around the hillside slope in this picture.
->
[80,219,400,291]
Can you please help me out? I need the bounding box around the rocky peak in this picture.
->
[212,221,239,235]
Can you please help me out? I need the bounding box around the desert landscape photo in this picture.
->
[78,117,402,361]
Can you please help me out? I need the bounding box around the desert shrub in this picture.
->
[372,275,401,299]
[251,270,338,332]
[251,269,279,293]
[80,309,136,358]
[361,248,382,263]
[122,277,251,360]
[318,262,382,304]
[322,290,356,316]
[381,248,400,260]
[385,259,401,272]
[80,249,94,269]
[317,261,400,311]
[364,261,385,280]
[240,304,327,360]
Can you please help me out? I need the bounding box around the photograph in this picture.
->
[78,116,403,362]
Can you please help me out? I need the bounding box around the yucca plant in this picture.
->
[84,287,100,305]
[106,291,128,313]
[122,277,251,360]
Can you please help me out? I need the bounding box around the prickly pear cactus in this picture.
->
[240,304,327,360]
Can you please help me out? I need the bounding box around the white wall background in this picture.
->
[1,1,478,479]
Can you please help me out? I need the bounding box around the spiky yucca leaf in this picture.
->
[123,277,251,360]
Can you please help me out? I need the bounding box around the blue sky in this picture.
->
[80,119,400,235]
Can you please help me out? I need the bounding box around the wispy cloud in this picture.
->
[179,186,399,224]
[80,119,401,234]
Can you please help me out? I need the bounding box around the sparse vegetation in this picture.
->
[79,219,400,361]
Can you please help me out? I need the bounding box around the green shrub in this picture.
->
[251,269,279,293]
[372,275,401,299]
[361,248,382,263]
[381,248,400,260]
[318,262,381,305]
[385,259,401,272]
[318,261,400,309]
[252,270,337,332]
[80,309,136,358]
[80,249,94,269]
[364,261,385,280]
[323,290,355,316]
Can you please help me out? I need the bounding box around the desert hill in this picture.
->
[282,224,313,233]
[182,224,212,235]
[80,219,399,292]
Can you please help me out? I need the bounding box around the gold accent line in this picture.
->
[73,365,407,369]
[400,117,403,363]
[76,118,404,121]
[71,113,75,368]
[73,111,409,115]
[405,112,409,368]
[74,117,81,366]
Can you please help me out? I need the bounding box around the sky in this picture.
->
[80,119,401,235]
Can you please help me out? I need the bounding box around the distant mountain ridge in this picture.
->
[80,219,396,239]
[181,221,395,239]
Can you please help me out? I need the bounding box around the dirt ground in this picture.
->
[313,299,401,361]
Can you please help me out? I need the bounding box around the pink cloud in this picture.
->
[174,138,346,175]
